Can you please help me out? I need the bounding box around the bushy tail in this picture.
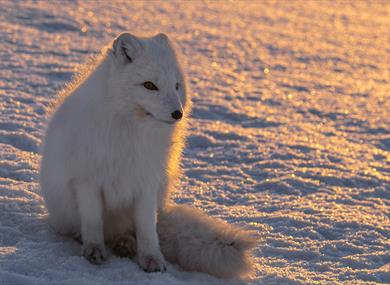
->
[157,205,257,278]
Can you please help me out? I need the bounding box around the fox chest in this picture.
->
[96,129,170,209]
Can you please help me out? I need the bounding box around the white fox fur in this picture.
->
[40,32,256,277]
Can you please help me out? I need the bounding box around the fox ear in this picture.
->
[112,33,143,64]
[154,33,169,45]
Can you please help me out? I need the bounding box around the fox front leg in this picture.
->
[76,182,107,264]
[134,191,167,272]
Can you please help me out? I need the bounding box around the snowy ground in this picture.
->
[0,1,389,284]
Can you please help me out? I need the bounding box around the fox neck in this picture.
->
[73,53,109,102]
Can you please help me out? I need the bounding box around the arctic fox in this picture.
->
[40,32,256,278]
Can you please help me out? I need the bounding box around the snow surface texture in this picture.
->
[0,1,389,284]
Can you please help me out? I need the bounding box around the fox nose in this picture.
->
[171,110,183,120]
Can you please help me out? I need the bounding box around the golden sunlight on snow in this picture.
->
[0,0,389,284]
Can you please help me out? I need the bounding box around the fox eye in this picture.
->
[176,83,179,90]
[143,81,159,91]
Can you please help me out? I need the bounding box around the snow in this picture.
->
[0,1,389,284]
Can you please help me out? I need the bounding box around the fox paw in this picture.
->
[73,233,82,244]
[138,254,167,273]
[111,235,137,258]
[82,243,107,265]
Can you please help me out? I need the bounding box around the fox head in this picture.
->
[107,33,188,125]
